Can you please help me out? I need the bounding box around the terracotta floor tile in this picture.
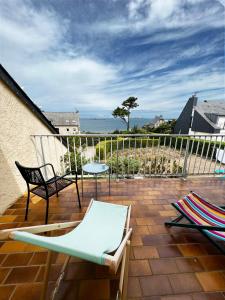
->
[159,210,177,217]
[140,275,172,296]
[0,268,11,283]
[136,218,155,225]
[133,225,149,235]
[0,254,6,265]
[5,266,39,284]
[142,234,176,246]
[0,178,224,300]
[169,273,202,293]
[0,215,16,223]
[2,253,32,266]
[10,283,42,300]
[36,264,61,282]
[198,255,225,271]
[196,271,225,292]
[0,241,27,253]
[148,225,168,235]
[192,292,225,300]
[178,244,207,257]
[157,245,182,258]
[149,258,179,274]
[78,279,110,299]
[133,246,159,259]
[127,277,142,298]
[28,252,48,265]
[175,257,204,272]
[0,285,16,300]
[161,295,192,300]
[131,235,143,246]
[129,260,152,276]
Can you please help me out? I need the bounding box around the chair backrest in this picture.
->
[15,161,45,185]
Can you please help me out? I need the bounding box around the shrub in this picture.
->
[63,150,89,175]
[96,137,159,160]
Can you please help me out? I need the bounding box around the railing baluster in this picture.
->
[213,136,222,173]
[104,137,107,164]
[176,137,183,175]
[209,136,217,173]
[193,139,200,175]
[67,137,71,173]
[73,137,78,173]
[197,136,206,175]
[202,136,211,175]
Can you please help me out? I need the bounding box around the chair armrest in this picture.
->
[39,163,57,179]
[0,221,81,240]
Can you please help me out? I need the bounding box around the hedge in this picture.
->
[161,137,225,159]
[96,138,159,160]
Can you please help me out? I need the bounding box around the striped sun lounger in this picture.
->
[165,191,225,254]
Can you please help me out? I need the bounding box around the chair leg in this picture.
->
[45,198,49,224]
[75,181,81,209]
[40,250,53,300]
[25,188,30,221]
[117,241,130,300]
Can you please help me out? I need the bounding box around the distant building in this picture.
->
[174,95,225,135]
[44,112,80,134]
[153,115,165,128]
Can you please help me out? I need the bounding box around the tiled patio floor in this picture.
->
[0,177,225,299]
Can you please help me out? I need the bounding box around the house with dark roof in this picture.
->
[174,95,225,135]
[0,64,65,213]
[44,112,80,134]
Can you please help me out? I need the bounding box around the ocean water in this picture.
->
[80,118,151,133]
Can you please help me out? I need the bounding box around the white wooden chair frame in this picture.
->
[0,200,132,300]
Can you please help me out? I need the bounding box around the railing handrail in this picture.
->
[31,133,225,137]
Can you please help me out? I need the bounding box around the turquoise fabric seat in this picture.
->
[13,200,128,265]
[215,169,225,174]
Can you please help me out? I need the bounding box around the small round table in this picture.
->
[81,162,110,199]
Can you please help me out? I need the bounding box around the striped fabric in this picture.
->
[175,192,225,241]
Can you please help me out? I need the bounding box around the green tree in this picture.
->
[112,96,139,131]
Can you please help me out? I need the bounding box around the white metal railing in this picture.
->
[31,134,225,178]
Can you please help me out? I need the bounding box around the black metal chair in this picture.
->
[15,161,81,224]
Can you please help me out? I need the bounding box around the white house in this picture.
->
[44,112,80,134]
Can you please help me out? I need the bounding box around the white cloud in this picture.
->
[0,0,224,117]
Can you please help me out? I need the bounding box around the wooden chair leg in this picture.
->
[25,187,30,221]
[118,241,130,300]
[41,250,53,300]
[45,198,49,224]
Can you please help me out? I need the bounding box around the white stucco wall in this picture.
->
[217,116,225,130]
[0,80,64,214]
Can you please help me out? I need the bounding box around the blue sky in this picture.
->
[0,0,224,118]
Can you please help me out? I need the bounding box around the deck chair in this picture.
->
[165,191,225,254]
[0,199,132,300]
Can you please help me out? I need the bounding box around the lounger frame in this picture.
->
[165,200,225,255]
[0,199,132,300]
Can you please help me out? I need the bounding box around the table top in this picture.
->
[82,162,109,174]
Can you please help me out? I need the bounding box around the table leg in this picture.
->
[81,172,84,198]
[95,174,97,199]
[109,169,110,196]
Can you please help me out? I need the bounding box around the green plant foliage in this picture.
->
[161,137,224,159]
[63,150,89,175]
[96,138,159,160]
